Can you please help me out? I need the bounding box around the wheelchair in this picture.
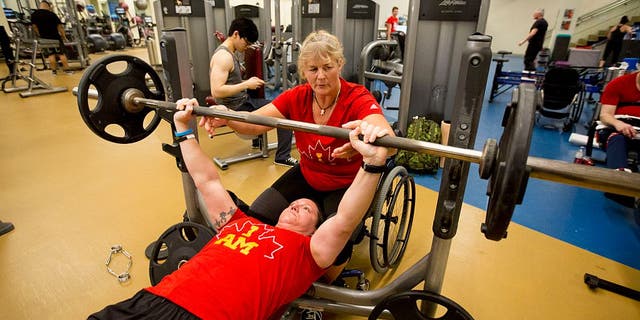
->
[535,67,583,131]
[364,159,416,274]
[148,155,416,287]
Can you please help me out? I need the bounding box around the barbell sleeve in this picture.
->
[527,157,637,198]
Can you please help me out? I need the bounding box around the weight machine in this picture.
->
[265,0,381,94]
[264,0,300,92]
[487,50,543,103]
[2,24,67,97]
[359,32,405,109]
[294,0,379,83]
[49,0,90,69]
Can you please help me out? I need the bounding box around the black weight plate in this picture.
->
[369,290,474,320]
[148,222,215,286]
[483,83,535,241]
[77,54,165,144]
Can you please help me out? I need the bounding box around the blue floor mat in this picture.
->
[375,56,640,270]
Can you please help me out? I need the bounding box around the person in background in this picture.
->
[518,8,548,71]
[0,26,16,77]
[30,0,72,74]
[598,71,640,207]
[600,16,633,68]
[1,7,15,76]
[209,17,297,167]
[385,6,399,40]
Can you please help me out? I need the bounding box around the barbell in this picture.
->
[75,54,640,241]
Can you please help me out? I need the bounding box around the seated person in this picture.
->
[30,0,71,74]
[210,17,297,167]
[202,30,396,280]
[87,98,390,320]
[598,71,640,206]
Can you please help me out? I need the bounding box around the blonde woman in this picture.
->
[204,30,394,275]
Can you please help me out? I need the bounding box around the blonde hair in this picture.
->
[297,30,345,80]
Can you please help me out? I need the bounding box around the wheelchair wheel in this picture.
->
[369,166,415,273]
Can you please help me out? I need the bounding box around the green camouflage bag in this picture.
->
[395,116,441,174]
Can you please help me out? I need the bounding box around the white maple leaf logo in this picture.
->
[257,228,283,259]
[300,140,335,163]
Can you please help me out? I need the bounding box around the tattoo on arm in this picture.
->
[213,207,236,231]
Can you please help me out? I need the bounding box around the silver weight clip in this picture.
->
[105,244,133,283]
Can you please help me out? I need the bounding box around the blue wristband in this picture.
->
[174,129,193,137]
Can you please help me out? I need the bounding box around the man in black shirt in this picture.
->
[518,8,548,71]
[30,0,71,74]
[1,26,16,76]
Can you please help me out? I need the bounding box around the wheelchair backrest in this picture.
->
[542,67,580,109]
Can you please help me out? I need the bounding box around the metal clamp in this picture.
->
[105,244,133,283]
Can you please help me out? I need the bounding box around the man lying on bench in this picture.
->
[88,98,390,320]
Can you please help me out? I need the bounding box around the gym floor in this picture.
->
[1,48,638,319]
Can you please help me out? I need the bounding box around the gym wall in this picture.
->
[486,0,616,55]
[364,0,617,55]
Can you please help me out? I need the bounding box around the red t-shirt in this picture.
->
[601,72,640,117]
[272,78,383,191]
[147,210,325,320]
[386,15,398,33]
